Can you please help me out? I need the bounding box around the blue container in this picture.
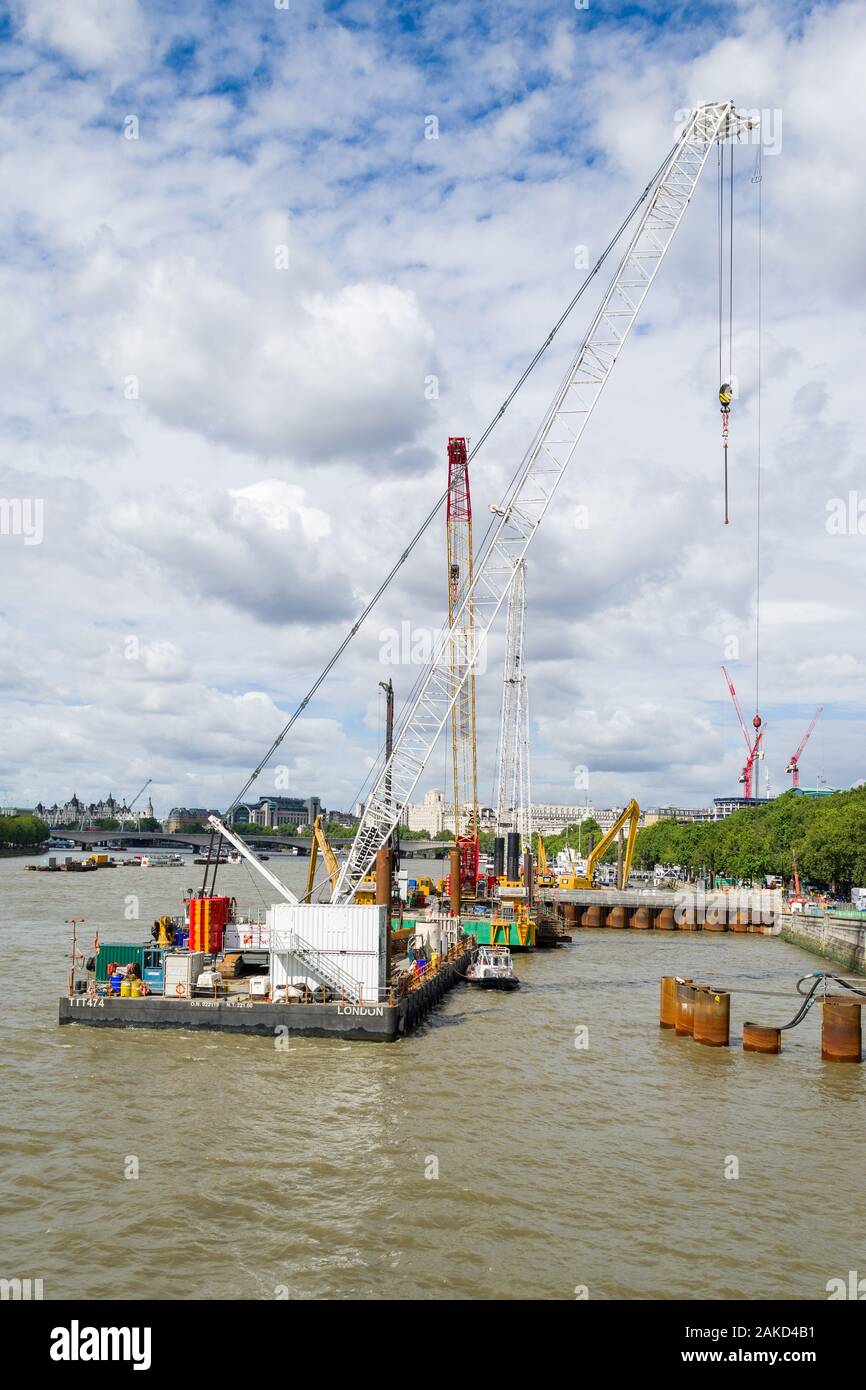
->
[109,973,122,994]
[142,966,164,995]
[175,928,188,948]
[408,880,417,890]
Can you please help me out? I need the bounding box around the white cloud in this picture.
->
[17,0,147,73]
[2,0,865,815]
[103,253,436,465]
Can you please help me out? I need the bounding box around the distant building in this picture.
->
[643,806,721,825]
[400,789,448,835]
[323,809,357,828]
[36,793,157,828]
[529,804,596,835]
[166,807,220,832]
[711,796,773,818]
[228,795,321,830]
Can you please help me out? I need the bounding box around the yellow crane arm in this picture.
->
[304,815,341,901]
[536,834,549,874]
[584,799,641,888]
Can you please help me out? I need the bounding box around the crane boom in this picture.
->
[127,778,152,811]
[334,102,754,904]
[786,707,822,788]
[721,666,751,752]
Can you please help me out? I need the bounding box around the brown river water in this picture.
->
[1,853,864,1301]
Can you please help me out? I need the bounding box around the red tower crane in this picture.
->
[446,437,479,899]
[722,666,763,799]
[785,708,823,789]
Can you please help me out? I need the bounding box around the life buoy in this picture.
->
[175,983,185,996]
[140,983,150,997]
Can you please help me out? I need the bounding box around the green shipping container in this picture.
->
[96,943,164,983]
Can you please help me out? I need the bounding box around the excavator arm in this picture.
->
[582,799,641,889]
[304,815,341,902]
[536,834,549,875]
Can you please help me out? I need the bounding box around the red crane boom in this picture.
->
[786,707,823,789]
[721,666,763,799]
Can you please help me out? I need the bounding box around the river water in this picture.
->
[1,852,864,1301]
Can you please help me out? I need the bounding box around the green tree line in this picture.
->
[630,788,866,891]
[0,814,49,849]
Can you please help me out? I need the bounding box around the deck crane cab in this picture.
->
[557,799,641,891]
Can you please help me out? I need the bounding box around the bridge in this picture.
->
[46,828,453,860]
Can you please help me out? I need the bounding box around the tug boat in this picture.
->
[465,944,520,991]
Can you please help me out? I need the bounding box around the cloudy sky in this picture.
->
[1,0,863,819]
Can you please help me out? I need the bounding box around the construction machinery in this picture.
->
[722,665,764,799]
[536,834,555,888]
[304,814,341,902]
[557,800,641,890]
[786,708,823,789]
[206,104,756,928]
[332,104,756,904]
[493,558,531,847]
[446,437,480,900]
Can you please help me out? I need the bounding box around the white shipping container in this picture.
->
[224,924,271,951]
[164,951,205,999]
[268,902,387,1003]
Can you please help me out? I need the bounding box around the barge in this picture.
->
[59,938,475,1042]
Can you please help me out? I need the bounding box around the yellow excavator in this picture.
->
[557,799,641,890]
[536,835,556,888]
[304,815,342,902]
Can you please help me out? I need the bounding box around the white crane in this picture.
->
[334,101,754,902]
[494,560,532,846]
[333,102,755,902]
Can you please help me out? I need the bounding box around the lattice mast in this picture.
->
[334,102,755,903]
[494,560,532,847]
[446,437,480,896]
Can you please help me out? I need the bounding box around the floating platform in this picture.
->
[58,943,476,1043]
[460,917,536,950]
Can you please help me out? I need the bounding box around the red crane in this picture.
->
[785,708,823,789]
[446,437,479,900]
[721,666,763,799]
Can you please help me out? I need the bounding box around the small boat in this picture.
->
[465,944,520,991]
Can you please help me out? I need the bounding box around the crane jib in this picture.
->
[334,103,757,904]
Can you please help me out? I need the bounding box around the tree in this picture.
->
[0,814,50,849]
[137,817,161,832]
[630,789,866,892]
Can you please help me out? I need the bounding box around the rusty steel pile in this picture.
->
[660,971,865,1062]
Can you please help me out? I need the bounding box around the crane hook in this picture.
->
[719,383,732,524]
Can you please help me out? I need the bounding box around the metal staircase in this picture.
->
[283,930,363,1003]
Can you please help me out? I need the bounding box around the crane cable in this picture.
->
[752,142,763,723]
[718,141,735,523]
[223,135,682,820]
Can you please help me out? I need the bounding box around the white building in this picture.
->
[530,804,597,835]
[399,790,494,837]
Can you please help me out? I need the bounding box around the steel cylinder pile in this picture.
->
[660,975,863,1061]
[660,976,730,1046]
